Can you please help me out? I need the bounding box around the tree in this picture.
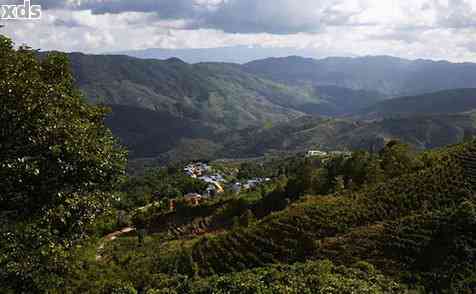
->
[0,36,127,291]
[285,160,316,198]
[237,162,264,179]
[343,151,384,189]
[379,140,419,179]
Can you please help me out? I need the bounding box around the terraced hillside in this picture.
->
[187,141,476,291]
[85,141,476,293]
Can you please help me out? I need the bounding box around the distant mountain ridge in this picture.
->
[68,52,392,129]
[357,88,476,119]
[68,52,308,130]
[112,45,322,64]
[243,55,476,96]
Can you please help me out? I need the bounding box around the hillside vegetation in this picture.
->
[244,55,476,96]
[81,140,476,293]
[5,35,476,294]
[69,53,319,130]
[219,113,476,157]
[358,88,476,119]
[188,143,474,281]
[65,53,476,161]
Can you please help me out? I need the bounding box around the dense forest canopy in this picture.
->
[0,36,127,292]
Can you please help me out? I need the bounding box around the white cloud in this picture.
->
[2,0,476,61]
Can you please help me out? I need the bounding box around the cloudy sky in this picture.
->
[2,0,476,61]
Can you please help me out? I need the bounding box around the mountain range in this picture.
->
[112,45,322,64]
[244,56,476,97]
[65,53,476,161]
[357,88,476,119]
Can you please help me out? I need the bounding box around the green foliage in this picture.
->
[148,260,406,294]
[382,201,476,292]
[189,141,474,278]
[361,88,476,118]
[237,162,265,179]
[58,140,476,293]
[0,36,127,292]
[379,140,421,179]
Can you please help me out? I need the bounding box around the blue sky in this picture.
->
[2,0,476,61]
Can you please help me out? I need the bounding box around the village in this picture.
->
[172,149,351,210]
[174,162,271,209]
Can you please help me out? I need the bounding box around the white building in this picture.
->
[306,150,328,157]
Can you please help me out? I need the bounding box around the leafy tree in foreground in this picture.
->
[0,36,127,292]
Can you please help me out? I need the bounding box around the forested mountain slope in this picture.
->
[65,53,476,161]
[220,113,476,157]
[358,88,476,119]
[68,53,321,130]
[244,56,476,96]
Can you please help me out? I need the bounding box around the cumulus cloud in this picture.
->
[430,0,476,28]
[2,0,476,61]
[34,0,361,34]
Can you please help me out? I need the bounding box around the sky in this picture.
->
[2,0,476,62]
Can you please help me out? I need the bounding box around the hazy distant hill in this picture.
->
[244,56,476,96]
[310,85,382,116]
[358,88,476,119]
[113,45,320,64]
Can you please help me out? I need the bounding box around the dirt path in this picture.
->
[96,227,135,261]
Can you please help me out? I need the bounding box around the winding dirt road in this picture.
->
[96,227,135,261]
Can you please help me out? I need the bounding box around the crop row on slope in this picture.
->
[189,141,476,278]
[146,259,406,294]
[315,200,476,292]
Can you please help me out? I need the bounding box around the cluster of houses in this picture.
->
[231,177,271,194]
[168,162,274,211]
[184,162,211,178]
[166,162,227,210]
[183,162,225,196]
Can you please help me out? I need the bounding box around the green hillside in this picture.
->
[104,104,476,161]
[104,105,216,158]
[244,56,476,96]
[68,53,327,130]
[189,143,474,281]
[81,140,476,293]
[219,113,476,157]
[358,88,476,119]
[65,54,476,162]
[309,85,383,116]
[67,53,399,130]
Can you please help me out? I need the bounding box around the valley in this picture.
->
[61,53,476,164]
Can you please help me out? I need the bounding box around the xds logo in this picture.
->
[0,0,41,20]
